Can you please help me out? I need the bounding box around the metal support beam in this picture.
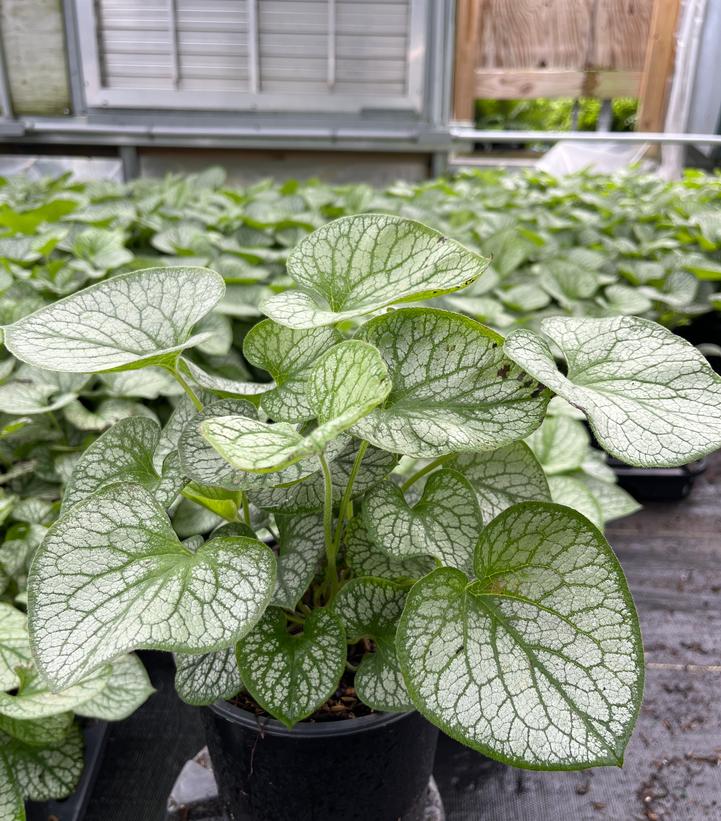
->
[0,17,14,120]
[327,0,336,90]
[119,145,139,180]
[167,0,180,89]
[247,0,260,94]
[450,127,721,146]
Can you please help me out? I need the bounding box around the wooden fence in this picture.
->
[453,0,682,132]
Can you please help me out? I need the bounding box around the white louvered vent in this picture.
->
[96,0,250,92]
[77,0,425,111]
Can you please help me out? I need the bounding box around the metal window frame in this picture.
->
[76,0,428,114]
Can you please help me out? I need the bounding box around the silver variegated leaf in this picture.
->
[451,442,551,523]
[547,475,604,529]
[262,214,489,328]
[0,712,73,748]
[333,577,412,712]
[178,357,271,400]
[201,340,391,472]
[526,416,590,475]
[178,398,257,488]
[272,513,326,609]
[175,648,243,706]
[28,483,276,688]
[580,476,641,524]
[0,604,31,691]
[74,654,155,720]
[0,366,89,415]
[505,316,721,467]
[3,267,225,372]
[397,502,644,769]
[344,518,434,582]
[363,469,482,573]
[0,665,109,721]
[0,723,83,815]
[243,319,342,421]
[62,416,185,512]
[237,608,345,728]
[353,308,549,458]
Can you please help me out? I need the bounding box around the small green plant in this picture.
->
[4,214,721,778]
[0,604,152,818]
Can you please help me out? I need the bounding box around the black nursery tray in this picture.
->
[26,720,109,821]
[609,457,708,501]
[675,313,721,374]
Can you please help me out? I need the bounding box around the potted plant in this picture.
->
[4,214,721,821]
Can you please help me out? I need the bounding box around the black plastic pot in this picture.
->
[203,701,439,821]
[675,313,721,374]
[609,457,707,501]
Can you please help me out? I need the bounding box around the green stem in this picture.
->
[46,411,63,434]
[169,365,203,411]
[240,491,251,527]
[399,453,454,492]
[331,440,368,554]
[318,452,337,598]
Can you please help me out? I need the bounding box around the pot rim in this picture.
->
[209,699,415,738]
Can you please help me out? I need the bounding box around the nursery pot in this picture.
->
[203,701,439,821]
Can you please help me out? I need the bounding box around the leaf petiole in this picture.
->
[399,453,454,492]
[169,364,203,411]
[318,452,337,599]
[331,440,368,554]
[240,491,251,527]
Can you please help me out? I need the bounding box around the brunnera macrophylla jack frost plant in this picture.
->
[5,214,721,771]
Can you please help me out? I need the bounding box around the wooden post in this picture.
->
[452,0,481,123]
[636,0,683,132]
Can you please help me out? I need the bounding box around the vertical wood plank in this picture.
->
[476,0,593,68]
[592,0,653,70]
[452,0,481,121]
[636,0,682,131]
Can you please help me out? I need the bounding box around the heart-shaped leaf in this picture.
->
[261,214,489,328]
[174,648,242,706]
[353,308,549,458]
[272,513,326,609]
[397,502,644,769]
[201,340,391,472]
[333,577,412,712]
[237,608,345,727]
[3,267,225,372]
[28,483,276,688]
[345,518,434,582]
[243,319,342,421]
[451,443,551,523]
[0,723,83,818]
[62,416,185,512]
[504,316,721,467]
[363,470,481,572]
